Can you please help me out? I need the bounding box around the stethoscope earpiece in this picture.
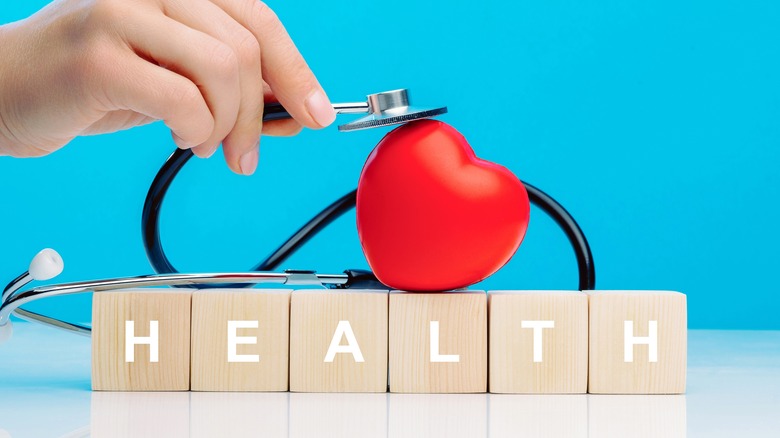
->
[0,247,64,340]
[29,248,64,281]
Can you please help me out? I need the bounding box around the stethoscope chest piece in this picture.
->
[337,89,448,132]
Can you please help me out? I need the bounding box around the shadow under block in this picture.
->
[91,290,192,391]
[289,290,388,392]
[190,289,290,392]
[488,291,588,393]
[587,291,687,394]
[389,291,487,393]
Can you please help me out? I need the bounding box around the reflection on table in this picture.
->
[2,324,779,437]
[84,391,686,438]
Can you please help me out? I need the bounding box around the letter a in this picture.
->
[324,320,365,363]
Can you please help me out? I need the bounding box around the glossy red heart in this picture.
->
[356,119,530,291]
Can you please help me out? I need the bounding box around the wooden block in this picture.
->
[388,394,488,438]
[389,291,487,393]
[91,392,189,437]
[488,290,588,393]
[589,395,686,438]
[290,393,387,438]
[289,289,388,392]
[91,290,191,391]
[489,395,587,438]
[588,291,687,394]
[190,289,290,392]
[190,392,289,437]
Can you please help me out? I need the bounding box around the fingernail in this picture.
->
[204,144,219,158]
[305,89,336,128]
[239,147,259,176]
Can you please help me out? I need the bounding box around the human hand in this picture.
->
[0,0,336,175]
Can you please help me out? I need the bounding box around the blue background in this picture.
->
[1,1,778,329]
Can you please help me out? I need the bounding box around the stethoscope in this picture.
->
[0,89,595,344]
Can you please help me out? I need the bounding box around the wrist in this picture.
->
[0,23,26,156]
[0,24,15,154]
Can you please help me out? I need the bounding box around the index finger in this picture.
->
[209,0,336,129]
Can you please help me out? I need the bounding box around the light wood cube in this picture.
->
[588,291,687,394]
[289,289,388,392]
[190,289,290,392]
[91,290,191,391]
[389,291,487,393]
[488,290,588,393]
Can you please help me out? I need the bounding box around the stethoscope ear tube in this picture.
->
[141,148,192,276]
[524,182,596,291]
[0,270,352,337]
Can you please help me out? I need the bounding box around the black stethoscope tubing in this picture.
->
[142,147,596,291]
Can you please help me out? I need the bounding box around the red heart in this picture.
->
[356,119,530,291]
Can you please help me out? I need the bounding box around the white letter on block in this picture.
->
[125,320,159,363]
[430,321,460,363]
[624,320,658,362]
[521,320,555,363]
[324,320,365,363]
[228,320,260,363]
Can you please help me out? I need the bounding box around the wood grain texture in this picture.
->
[190,289,290,392]
[587,291,687,394]
[91,290,192,391]
[389,291,487,393]
[488,290,588,393]
[289,289,388,392]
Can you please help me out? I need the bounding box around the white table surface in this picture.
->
[0,321,778,438]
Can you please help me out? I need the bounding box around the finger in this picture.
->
[262,118,303,136]
[261,83,302,136]
[163,0,264,174]
[104,54,214,149]
[210,0,336,129]
[83,110,156,135]
[0,142,54,158]
[126,13,241,159]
